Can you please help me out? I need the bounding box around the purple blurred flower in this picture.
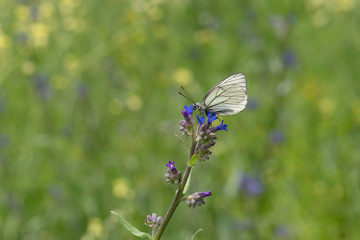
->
[14,32,28,44]
[232,219,254,232]
[275,225,291,238]
[246,98,259,110]
[34,73,52,99]
[30,6,39,21]
[239,174,264,197]
[282,49,296,68]
[0,97,4,113]
[0,134,10,148]
[77,82,89,99]
[269,129,285,145]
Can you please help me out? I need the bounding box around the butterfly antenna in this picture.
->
[179,86,196,104]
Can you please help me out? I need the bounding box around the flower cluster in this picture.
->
[145,213,162,228]
[182,191,212,208]
[165,161,182,185]
[195,112,228,161]
[179,105,195,136]
[179,105,228,161]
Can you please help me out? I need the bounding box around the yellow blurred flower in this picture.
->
[40,3,54,19]
[52,75,70,90]
[88,218,103,237]
[15,5,29,21]
[319,97,336,115]
[112,178,134,199]
[335,0,354,11]
[148,7,163,21]
[126,94,143,111]
[22,61,36,75]
[133,30,147,44]
[60,0,78,15]
[301,80,320,101]
[124,9,140,24]
[308,0,354,12]
[312,10,328,26]
[351,100,360,123]
[193,29,215,45]
[63,17,80,31]
[108,99,124,115]
[306,0,326,10]
[0,33,12,49]
[153,24,167,39]
[172,68,193,86]
[81,218,104,240]
[64,54,80,72]
[30,23,50,47]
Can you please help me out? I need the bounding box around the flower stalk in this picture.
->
[153,105,227,239]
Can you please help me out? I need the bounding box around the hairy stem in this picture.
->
[154,127,197,240]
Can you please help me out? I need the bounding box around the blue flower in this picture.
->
[207,112,218,124]
[166,161,176,170]
[197,115,205,125]
[183,104,193,115]
[216,120,228,131]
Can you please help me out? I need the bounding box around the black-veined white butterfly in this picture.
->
[182,73,248,116]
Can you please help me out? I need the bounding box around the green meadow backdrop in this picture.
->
[1,0,359,239]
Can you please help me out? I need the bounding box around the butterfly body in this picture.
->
[194,73,248,116]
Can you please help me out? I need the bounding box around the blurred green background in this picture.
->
[1,0,360,239]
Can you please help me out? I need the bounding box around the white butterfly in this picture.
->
[194,73,248,116]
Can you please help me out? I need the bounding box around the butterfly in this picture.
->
[190,73,248,116]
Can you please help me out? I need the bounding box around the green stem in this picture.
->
[154,128,197,240]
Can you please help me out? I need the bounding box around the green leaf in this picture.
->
[190,229,203,240]
[189,154,197,166]
[111,211,152,239]
[183,169,192,194]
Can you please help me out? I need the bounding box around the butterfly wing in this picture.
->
[201,73,247,116]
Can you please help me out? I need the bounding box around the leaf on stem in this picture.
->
[183,169,192,194]
[190,229,203,240]
[189,154,197,166]
[111,211,152,239]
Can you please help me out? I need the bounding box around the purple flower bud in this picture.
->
[182,109,189,118]
[165,161,182,184]
[183,191,212,208]
[145,213,162,228]
[202,191,212,197]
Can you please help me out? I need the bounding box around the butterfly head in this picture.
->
[193,103,207,116]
